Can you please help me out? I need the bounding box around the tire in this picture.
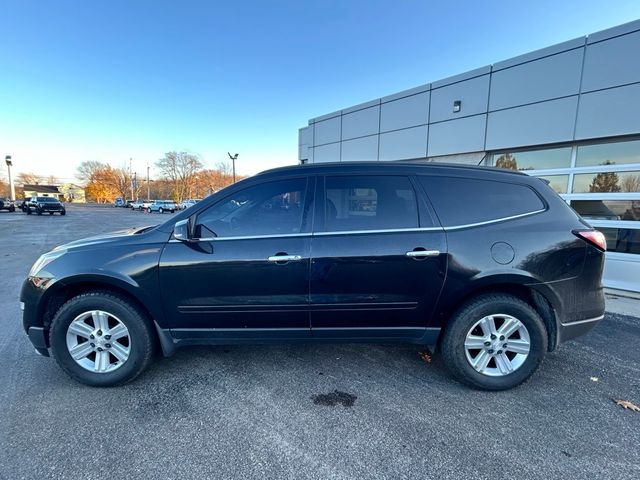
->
[61,210,66,216]
[159,207,164,214]
[37,208,42,215]
[9,206,15,212]
[26,207,32,215]
[49,291,155,387]
[440,293,547,391]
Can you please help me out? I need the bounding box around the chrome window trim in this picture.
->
[169,210,546,242]
[443,209,546,231]
[313,227,443,236]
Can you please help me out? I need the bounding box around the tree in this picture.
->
[589,161,620,192]
[46,175,58,185]
[16,172,40,185]
[620,174,640,193]
[155,151,204,202]
[494,154,518,170]
[77,161,107,184]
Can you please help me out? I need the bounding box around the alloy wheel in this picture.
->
[65,310,131,373]
[464,314,530,377]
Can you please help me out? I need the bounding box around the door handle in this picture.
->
[406,249,440,258]
[267,254,303,262]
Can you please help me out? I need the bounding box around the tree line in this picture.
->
[77,152,238,203]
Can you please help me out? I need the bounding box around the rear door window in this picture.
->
[323,175,419,232]
[418,176,545,227]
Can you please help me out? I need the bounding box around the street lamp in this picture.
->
[227,152,238,183]
[5,155,15,201]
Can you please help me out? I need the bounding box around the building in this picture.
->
[22,184,64,201]
[298,19,640,293]
[22,184,86,203]
[58,183,86,203]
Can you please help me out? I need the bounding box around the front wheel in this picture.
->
[49,292,155,387]
[37,208,43,215]
[159,207,164,214]
[60,210,66,216]
[440,294,547,391]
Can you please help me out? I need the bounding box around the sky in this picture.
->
[0,0,639,184]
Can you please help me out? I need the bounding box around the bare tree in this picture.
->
[620,174,640,193]
[155,151,204,201]
[77,161,108,184]
[16,172,40,185]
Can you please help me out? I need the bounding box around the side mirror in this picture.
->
[173,218,217,242]
[173,219,191,242]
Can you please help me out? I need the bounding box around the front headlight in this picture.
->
[29,249,67,277]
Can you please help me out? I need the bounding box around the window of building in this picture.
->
[570,200,640,221]
[536,175,569,194]
[572,170,640,193]
[324,175,419,232]
[418,176,545,226]
[576,140,640,167]
[598,227,640,254]
[491,147,572,171]
[196,178,308,238]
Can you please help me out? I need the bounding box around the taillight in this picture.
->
[573,229,607,251]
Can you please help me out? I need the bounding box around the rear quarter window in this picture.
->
[418,176,545,227]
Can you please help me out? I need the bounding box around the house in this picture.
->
[22,184,86,203]
[22,184,64,201]
[58,184,86,203]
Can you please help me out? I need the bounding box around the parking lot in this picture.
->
[0,204,639,479]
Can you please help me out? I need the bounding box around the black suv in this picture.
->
[0,197,16,212]
[20,163,605,389]
[25,196,66,215]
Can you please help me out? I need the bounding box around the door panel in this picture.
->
[159,236,311,335]
[158,176,314,339]
[310,231,446,337]
[310,174,447,338]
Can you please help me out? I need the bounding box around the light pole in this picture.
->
[146,162,150,199]
[227,152,238,183]
[5,155,15,201]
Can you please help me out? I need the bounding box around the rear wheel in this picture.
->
[159,207,164,214]
[440,294,547,391]
[37,208,42,215]
[49,292,155,387]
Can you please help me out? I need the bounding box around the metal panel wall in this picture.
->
[428,114,487,157]
[486,96,578,150]
[430,74,490,122]
[379,125,428,161]
[489,48,584,110]
[341,105,380,140]
[380,92,430,132]
[341,135,379,161]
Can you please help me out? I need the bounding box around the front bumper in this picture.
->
[558,314,604,344]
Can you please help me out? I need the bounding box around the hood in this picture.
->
[56,225,158,250]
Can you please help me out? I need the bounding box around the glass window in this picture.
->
[576,140,640,167]
[599,227,640,254]
[491,147,572,171]
[571,200,640,221]
[535,175,569,194]
[572,171,640,193]
[196,178,308,238]
[418,176,545,226]
[324,176,418,232]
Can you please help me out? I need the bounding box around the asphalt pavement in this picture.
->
[0,205,639,479]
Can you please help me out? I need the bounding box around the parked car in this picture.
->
[125,200,134,209]
[130,199,152,211]
[114,197,126,207]
[0,197,16,212]
[147,200,177,213]
[179,198,201,210]
[25,196,66,215]
[20,162,606,389]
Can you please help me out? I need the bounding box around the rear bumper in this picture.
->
[557,314,604,344]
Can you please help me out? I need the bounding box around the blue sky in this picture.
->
[0,0,639,182]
